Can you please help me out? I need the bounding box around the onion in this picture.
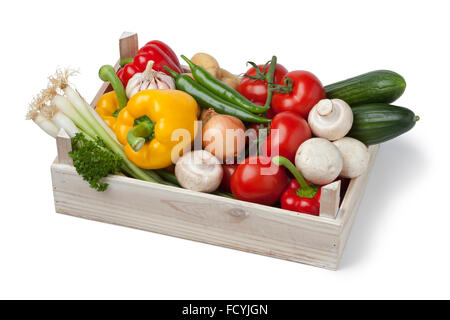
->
[202,109,246,163]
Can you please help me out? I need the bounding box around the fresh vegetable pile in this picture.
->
[27,40,419,216]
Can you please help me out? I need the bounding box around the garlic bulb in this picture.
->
[125,61,175,98]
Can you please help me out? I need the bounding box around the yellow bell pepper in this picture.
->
[95,91,119,130]
[115,89,198,169]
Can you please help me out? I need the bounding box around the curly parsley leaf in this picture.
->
[69,133,123,191]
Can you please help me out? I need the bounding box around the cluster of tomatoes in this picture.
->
[221,61,327,214]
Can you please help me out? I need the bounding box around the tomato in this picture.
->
[262,111,312,163]
[220,164,238,193]
[271,70,326,118]
[231,156,288,205]
[238,63,288,104]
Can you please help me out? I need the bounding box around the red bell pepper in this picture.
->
[272,156,321,216]
[117,40,183,88]
[231,156,288,206]
[271,70,326,118]
[262,111,312,163]
[141,40,181,66]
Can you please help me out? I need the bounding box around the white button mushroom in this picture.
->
[333,137,369,179]
[175,150,223,193]
[295,138,343,185]
[308,99,353,141]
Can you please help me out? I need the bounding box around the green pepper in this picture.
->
[163,66,271,124]
[155,169,180,186]
[181,55,269,114]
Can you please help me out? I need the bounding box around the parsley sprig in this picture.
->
[69,133,123,191]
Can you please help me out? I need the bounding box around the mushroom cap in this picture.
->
[308,98,353,141]
[333,137,369,178]
[295,138,343,185]
[175,150,223,193]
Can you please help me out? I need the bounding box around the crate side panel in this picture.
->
[51,164,340,269]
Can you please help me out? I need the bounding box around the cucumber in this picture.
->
[348,104,419,145]
[325,70,406,106]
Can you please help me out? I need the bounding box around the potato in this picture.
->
[221,77,240,90]
[191,53,221,78]
[219,68,236,79]
[220,68,241,90]
[190,54,240,90]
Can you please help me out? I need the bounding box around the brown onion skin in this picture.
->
[202,114,246,162]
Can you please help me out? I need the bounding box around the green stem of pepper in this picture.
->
[272,156,318,198]
[126,119,155,152]
[180,55,195,71]
[164,66,180,78]
[120,58,133,67]
[98,65,128,111]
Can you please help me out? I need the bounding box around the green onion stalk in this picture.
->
[62,86,157,183]
[27,68,237,197]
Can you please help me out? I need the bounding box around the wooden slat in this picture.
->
[56,129,72,165]
[336,145,380,264]
[320,180,341,219]
[119,32,138,60]
[51,162,342,270]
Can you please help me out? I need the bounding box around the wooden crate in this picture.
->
[50,32,379,270]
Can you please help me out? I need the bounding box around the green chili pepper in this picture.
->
[181,55,269,114]
[163,66,271,124]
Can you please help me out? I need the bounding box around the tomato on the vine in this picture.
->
[271,70,326,118]
[238,63,288,104]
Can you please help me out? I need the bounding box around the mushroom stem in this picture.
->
[316,99,333,116]
[308,98,354,141]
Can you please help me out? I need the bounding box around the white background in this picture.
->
[1,0,449,299]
